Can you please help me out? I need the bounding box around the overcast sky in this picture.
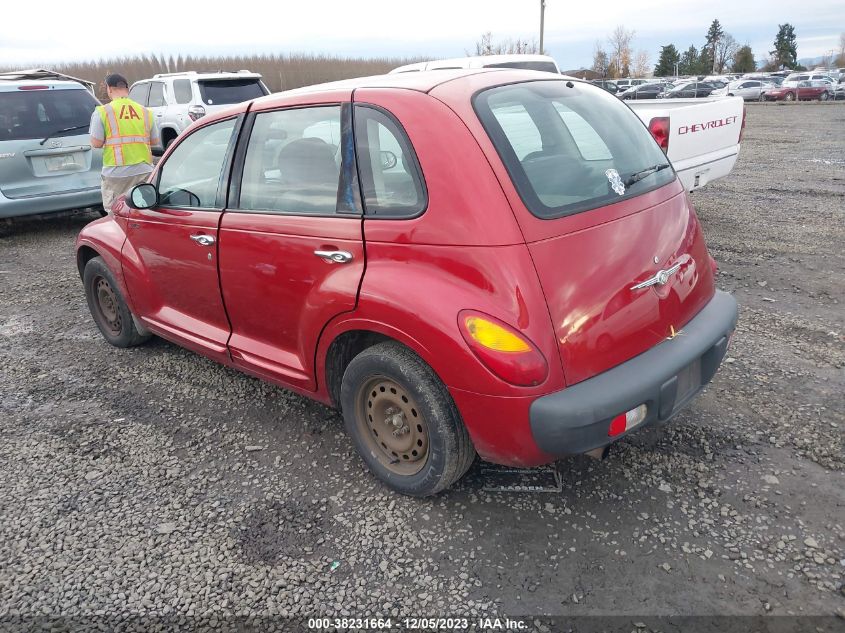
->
[2,0,843,69]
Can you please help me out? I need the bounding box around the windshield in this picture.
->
[0,88,98,142]
[474,80,674,219]
[197,79,267,106]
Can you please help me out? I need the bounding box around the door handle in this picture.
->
[314,249,353,264]
[190,234,215,247]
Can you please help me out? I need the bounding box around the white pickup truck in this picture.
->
[627,97,745,192]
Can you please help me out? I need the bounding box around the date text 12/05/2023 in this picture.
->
[307,616,531,630]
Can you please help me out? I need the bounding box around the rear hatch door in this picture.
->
[474,80,716,385]
[0,84,101,198]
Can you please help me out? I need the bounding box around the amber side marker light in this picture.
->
[459,311,548,387]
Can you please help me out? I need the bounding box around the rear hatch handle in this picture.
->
[23,146,92,157]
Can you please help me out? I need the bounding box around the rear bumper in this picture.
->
[675,147,739,192]
[0,187,102,218]
[529,290,738,456]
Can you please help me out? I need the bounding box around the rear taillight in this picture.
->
[18,85,49,91]
[188,105,206,121]
[738,106,747,143]
[458,311,548,387]
[648,116,670,153]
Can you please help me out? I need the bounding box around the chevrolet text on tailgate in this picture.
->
[76,70,738,496]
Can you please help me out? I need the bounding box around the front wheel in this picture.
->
[340,342,476,496]
[785,92,795,101]
[820,92,829,101]
[83,256,151,348]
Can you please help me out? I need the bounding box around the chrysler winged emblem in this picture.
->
[630,262,682,291]
[49,139,62,148]
[605,169,625,196]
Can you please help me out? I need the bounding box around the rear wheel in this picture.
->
[820,91,829,101]
[83,257,150,348]
[758,92,766,102]
[340,342,475,496]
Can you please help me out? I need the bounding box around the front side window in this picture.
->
[128,83,150,106]
[148,82,166,107]
[475,80,674,219]
[354,106,426,217]
[158,118,236,208]
[238,106,342,214]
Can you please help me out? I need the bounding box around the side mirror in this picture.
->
[128,182,159,209]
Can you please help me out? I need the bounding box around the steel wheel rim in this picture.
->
[356,377,429,476]
[94,276,122,336]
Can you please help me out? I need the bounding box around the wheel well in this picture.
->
[162,128,178,144]
[324,330,392,409]
[76,245,99,279]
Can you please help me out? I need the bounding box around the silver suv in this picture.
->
[0,70,103,218]
[128,71,269,152]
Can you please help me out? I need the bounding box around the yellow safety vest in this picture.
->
[97,97,153,167]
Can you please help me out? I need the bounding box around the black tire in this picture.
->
[820,92,829,101]
[785,92,795,101]
[340,342,475,497]
[162,130,177,151]
[83,256,150,348]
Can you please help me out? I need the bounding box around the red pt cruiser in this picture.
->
[76,70,738,496]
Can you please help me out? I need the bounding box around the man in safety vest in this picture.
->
[89,73,159,213]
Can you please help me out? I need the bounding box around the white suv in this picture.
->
[128,71,269,151]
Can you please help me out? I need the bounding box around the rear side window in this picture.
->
[475,80,674,219]
[128,83,150,105]
[197,79,266,105]
[173,79,192,104]
[148,82,166,107]
[0,88,98,142]
[238,106,342,215]
[354,105,426,217]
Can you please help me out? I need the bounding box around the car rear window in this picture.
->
[483,61,559,73]
[0,88,98,142]
[197,79,267,105]
[475,80,674,219]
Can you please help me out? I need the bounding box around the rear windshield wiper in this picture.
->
[39,124,89,146]
[624,163,671,187]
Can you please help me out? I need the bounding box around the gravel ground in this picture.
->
[0,102,843,631]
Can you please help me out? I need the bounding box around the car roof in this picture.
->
[196,68,580,128]
[257,68,574,102]
[134,71,263,84]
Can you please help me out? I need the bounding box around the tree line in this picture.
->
[0,53,422,99]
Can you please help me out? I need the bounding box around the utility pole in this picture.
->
[539,0,546,55]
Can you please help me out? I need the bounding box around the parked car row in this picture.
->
[592,71,843,102]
